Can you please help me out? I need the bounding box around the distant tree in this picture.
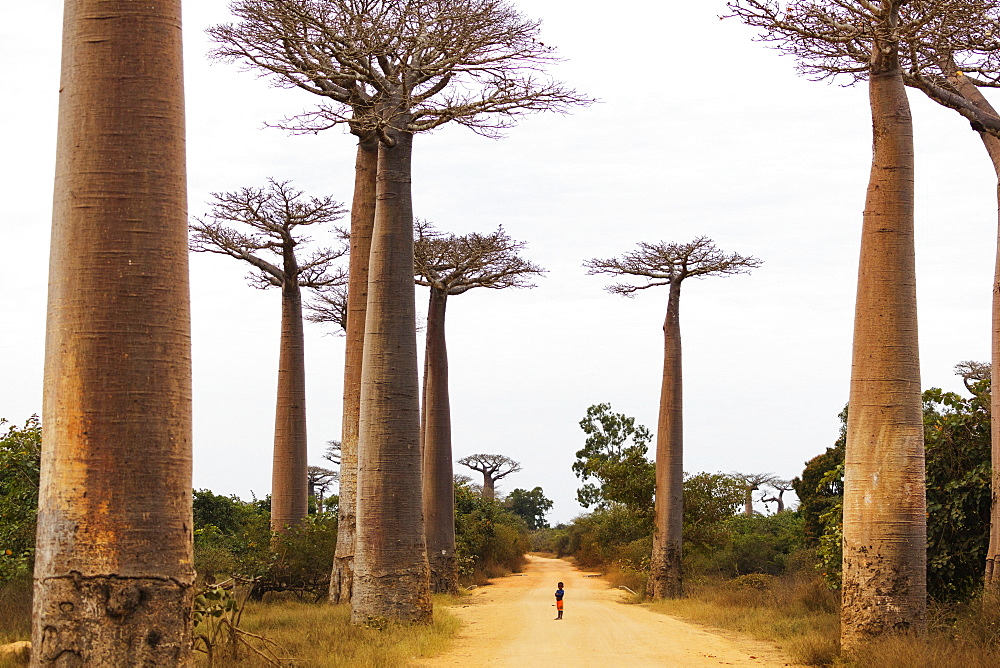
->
[505,487,554,530]
[573,403,655,512]
[193,489,246,535]
[306,284,349,334]
[33,1,194,661]
[586,237,761,599]
[731,472,780,517]
[323,440,342,466]
[458,454,522,501]
[728,0,938,646]
[307,466,339,514]
[682,472,745,553]
[211,0,588,622]
[415,220,544,592]
[760,479,794,513]
[190,180,347,532]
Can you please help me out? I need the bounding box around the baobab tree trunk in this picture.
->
[422,288,458,594]
[271,279,308,532]
[648,280,683,599]
[841,40,926,652]
[32,2,194,664]
[352,126,432,624]
[482,473,497,500]
[943,73,1000,592]
[330,134,378,604]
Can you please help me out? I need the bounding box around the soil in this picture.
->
[416,555,798,667]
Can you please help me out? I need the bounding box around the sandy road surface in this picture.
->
[417,556,796,667]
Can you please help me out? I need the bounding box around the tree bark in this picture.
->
[482,472,496,501]
[270,278,308,532]
[648,280,683,599]
[422,288,458,594]
[33,2,194,664]
[841,34,926,651]
[352,127,432,625]
[944,74,1000,592]
[330,134,378,604]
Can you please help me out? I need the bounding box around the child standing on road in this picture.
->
[554,582,565,620]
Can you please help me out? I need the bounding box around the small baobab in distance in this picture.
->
[414,220,544,593]
[190,179,347,532]
[458,454,523,501]
[585,236,761,599]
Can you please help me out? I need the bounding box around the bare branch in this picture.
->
[584,237,762,297]
[190,179,347,290]
[414,219,545,295]
[210,0,594,139]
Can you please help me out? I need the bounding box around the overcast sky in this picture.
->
[2,2,996,524]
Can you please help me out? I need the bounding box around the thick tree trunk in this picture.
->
[330,134,378,604]
[33,2,194,664]
[945,74,1000,592]
[841,41,926,651]
[648,280,683,599]
[352,128,432,625]
[270,280,308,532]
[482,473,496,501]
[422,289,458,594]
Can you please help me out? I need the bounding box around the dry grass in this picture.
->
[646,573,840,666]
[196,593,461,667]
[0,576,31,645]
[0,580,461,668]
[645,575,1000,668]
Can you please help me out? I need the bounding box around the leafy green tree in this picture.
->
[454,480,529,580]
[682,472,745,553]
[923,383,991,602]
[505,487,553,530]
[0,416,41,581]
[573,403,655,511]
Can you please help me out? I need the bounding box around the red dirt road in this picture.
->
[417,555,797,667]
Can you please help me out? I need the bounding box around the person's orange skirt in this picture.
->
[556,600,564,611]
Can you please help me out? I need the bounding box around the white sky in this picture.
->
[2,2,996,524]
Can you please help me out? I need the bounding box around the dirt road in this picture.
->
[417,556,796,667]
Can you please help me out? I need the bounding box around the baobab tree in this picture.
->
[211,0,588,623]
[727,0,956,648]
[191,179,347,532]
[458,454,522,501]
[414,220,544,593]
[32,1,194,663]
[732,472,780,516]
[307,466,339,513]
[761,478,795,513]
[585,237,761,600]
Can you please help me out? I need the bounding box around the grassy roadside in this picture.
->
[597,566,1000,668]
[0,577,463,668]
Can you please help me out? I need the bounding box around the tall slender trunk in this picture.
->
[352,128,432,624]
[330,134,378,604]
[270,279,308,532]
[841,39,925,651]
[423,288,458,594]
[32,2,193,664]
[648,280,683,599]
[944,74,1000,591]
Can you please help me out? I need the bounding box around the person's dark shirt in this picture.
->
[555,588,564,601]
